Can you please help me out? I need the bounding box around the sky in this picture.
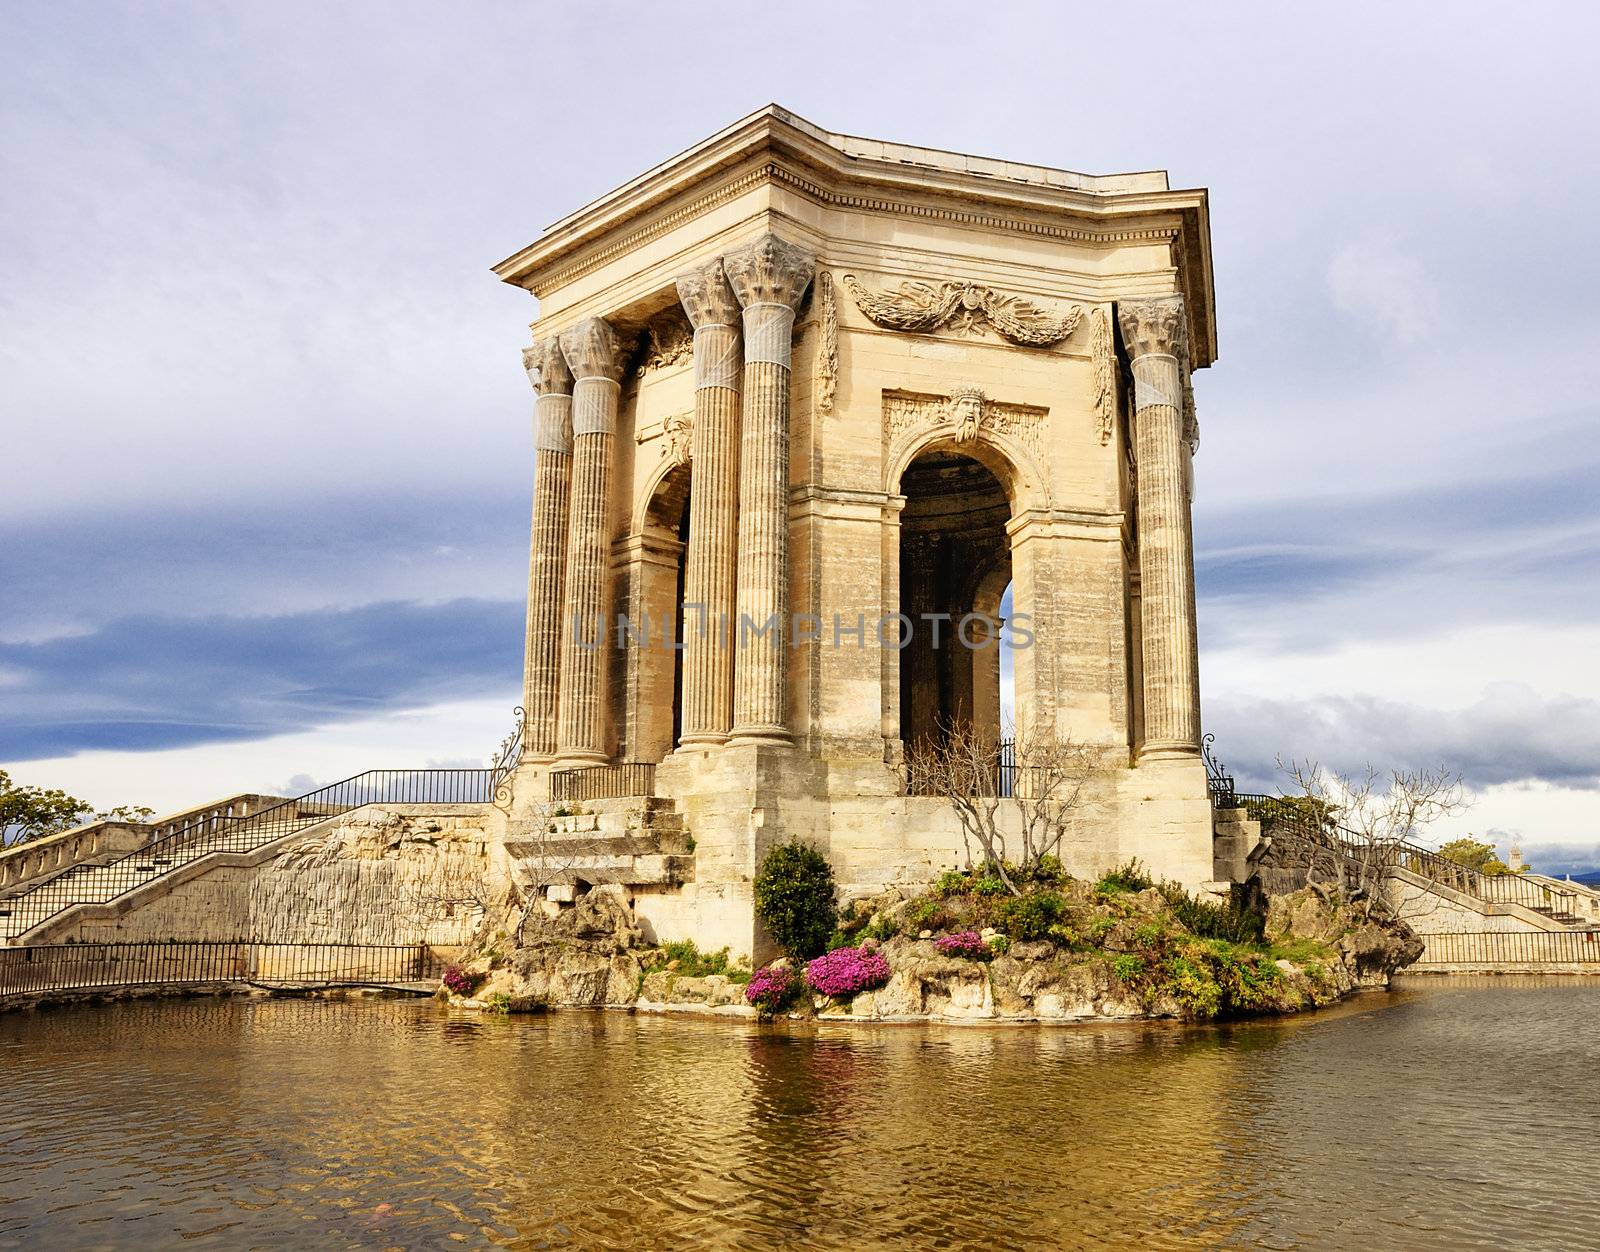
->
[3,1,1598,870]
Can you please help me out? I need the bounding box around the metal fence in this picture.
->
[1413,930,1600,968]
[549,763,657,803]
[1225,791,1587,923]
[0,769,495,941]
[904,738,1017,799]
[0,941,442,999]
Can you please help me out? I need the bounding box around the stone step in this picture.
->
[543,853,693,889]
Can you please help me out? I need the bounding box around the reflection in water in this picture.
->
[1,978,1597,1249]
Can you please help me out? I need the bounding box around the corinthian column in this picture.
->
[723,234,815,747]
[674,259,743,746]
[554,317,622,765]
[1118,296,1201,759]
[522,338,575,761]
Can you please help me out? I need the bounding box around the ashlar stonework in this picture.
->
[492,106,1222,960]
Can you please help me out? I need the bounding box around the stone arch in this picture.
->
[884,425,1048,514]
[895,444,1015,755]
[622,456,691,763]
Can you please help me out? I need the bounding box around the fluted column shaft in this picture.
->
[555,318,622,765]
[675,260,743,746]
[1119,297,1201,759]
[522,340,575,760]
[724,235,815,746]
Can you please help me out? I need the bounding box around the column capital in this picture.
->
[523,337,574,396]
[558,317,624,383]
[722,234,816,312]
[675,259,742,329]
[1116,295,1187,361]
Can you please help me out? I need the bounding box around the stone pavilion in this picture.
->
[492,106,1219,955]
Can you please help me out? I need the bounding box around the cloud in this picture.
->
[0,598,523,760]
[1326,238,1441,346]
[0,488,530,641]
[1205,683,1600,793]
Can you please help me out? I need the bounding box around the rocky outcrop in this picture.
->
[444,878,1422,1024]
[454,884,645,1009]
[1266,886,1424,988]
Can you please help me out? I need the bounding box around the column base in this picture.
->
[675,731,730,750]
[552,751,609,769]
[727,725,793,749]
[1137,740,1202,764]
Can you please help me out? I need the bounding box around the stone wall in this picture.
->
[38,805,498,950]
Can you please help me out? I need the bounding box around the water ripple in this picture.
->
[1,979,1598,1248]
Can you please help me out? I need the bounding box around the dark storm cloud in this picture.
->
[0,599,524,760]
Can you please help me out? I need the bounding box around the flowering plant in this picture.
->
[805,946,891,997]
[933,931,992,960]
[442,965,479,996]
[745,965,799,1016]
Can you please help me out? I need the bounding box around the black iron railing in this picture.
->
[0,941,441,998]
[549,763,657,804]
[905,738,1017,799]
[0,769,495,941]
[1203,733,1236,806]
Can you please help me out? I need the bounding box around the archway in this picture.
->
[627,460,691,763]
[897,446,1013,753]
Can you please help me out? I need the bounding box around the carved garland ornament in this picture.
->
[814,270,837,419]
[842,273,1083,346]
[1090,306,1114,445]
[882,387,1046,460]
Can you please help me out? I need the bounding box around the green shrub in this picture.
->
[905,897,952,932]
[1031,855,1067,884]
[933,870,969,898]
[1088,915,1116,941]
[987,935,1011,956]
[1158,952,1223,1017]
[994,890,1066,941]
[484,991,512,1015]
[973,875,1007,898]
[1095,860,1153,896]
[1157,882,1266,944]
[644,939,748,981]
[754,843,838,959]
[862,913,901,942]
[1111,953,1147,982]
[1132,921,1167,949]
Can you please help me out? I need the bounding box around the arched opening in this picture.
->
[898,446,1014,754]
[629,460,691,763]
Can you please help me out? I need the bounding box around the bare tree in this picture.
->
[906,720,1099,895]
[1276,757,1468,916]
[505,796,615,945]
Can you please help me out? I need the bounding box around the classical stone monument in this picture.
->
[491,106,1219,956]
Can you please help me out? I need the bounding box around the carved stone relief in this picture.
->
[1091,306,1115,445]
[882,387,1046,460]
[634,307,694,376]
[843,274,1083,346]
[636,409,694,467]
[814,270,837,418]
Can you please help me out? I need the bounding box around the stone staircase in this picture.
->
[504,797,694,899]
[0,769,498,945]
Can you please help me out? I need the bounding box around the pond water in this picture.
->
[1,978,1597,1249]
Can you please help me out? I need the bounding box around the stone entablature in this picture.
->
[495,106,1219,958]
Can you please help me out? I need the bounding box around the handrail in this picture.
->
[549,762,656,804]
[1227,791,1586,921]
[0,769,495,941]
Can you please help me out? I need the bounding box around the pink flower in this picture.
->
[805,946,891,997]
[933,931,991,960]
